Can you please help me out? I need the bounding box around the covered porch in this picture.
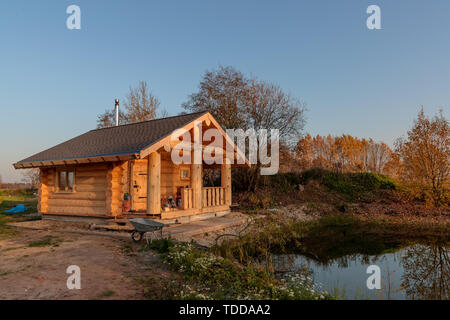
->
[126,150,232,220]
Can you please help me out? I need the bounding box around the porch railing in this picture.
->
[202,187,225,207]
[181,186,226,210]
[181,187,193,210]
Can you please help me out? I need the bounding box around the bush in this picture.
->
[261,172,304,193]
[142,238,176,253]
[322,172,396,199]
[257,169,397,201]
[299,168,329,183]
[293,169,397,200]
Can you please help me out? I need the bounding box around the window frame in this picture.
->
[55,169,76,193]
[180,167,190,181]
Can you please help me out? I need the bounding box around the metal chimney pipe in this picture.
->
[115,99,119,126]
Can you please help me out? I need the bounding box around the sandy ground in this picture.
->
[1,211,303,299]
[0,228,169,300]
[0,213,251,300]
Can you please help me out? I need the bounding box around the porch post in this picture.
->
[191,121,203,210]
[191,163,202,209]
[147,151,161,215]
[38,169,49,213]
[221,163,232,206]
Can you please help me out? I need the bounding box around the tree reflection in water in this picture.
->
[273,243,449,300]
[401,243,449,300]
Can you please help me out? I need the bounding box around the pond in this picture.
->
[274,243,449,300]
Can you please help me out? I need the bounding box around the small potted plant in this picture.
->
[122,193,132,212]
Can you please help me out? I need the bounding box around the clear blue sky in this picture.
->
[1,0,449,182]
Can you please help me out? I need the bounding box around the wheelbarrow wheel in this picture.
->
[131,231,143,242]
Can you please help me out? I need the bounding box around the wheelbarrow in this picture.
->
[129,218,173,243]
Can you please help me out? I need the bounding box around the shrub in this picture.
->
[261,172,304,193]
[141,238,176,253]
[255,169,397,201]
[294,169,397,200]
[322,172,396,199]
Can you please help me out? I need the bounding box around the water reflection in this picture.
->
[274,243,449,300]
[401,244,449,300]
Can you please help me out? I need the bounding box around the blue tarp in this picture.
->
[4,204,27,213]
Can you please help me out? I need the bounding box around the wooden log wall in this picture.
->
[38,169,50,213]
[43,163,109,217]
[106,162,127,217]
[38,154,232,218]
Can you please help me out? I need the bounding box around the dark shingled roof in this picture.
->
[15,111,208,165]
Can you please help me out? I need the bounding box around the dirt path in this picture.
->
[0,228,169,300]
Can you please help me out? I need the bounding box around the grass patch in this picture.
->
[139,276,185,300]
[97,290,115,299]
[0,189,36,197]
[140,238,176,253]
[0,189,38,216]
[0,198,38,214]
[0,224,17,240]
[0,192,40,240]
[28,236,62,248]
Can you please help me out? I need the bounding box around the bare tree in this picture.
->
[97,109,126,128]
[184,66,305,141]
[244,79,306,145]
[183,66,306,190]
[364,140,391,173]
[242,79,306,189]
[97,81,161,128]
[182,66,250,130]
[123,81,160,124]
[158,107,169,118]
[21,169,40,189]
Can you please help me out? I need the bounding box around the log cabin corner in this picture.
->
[13,111,248,222]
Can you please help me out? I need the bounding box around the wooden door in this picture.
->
[132,172,147,211]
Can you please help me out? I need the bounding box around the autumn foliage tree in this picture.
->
[296,134,396,175]
[395,108,449,207]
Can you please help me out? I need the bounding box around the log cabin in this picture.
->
[13,111,248,221]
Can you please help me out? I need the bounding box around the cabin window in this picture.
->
[57,170,75,192]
